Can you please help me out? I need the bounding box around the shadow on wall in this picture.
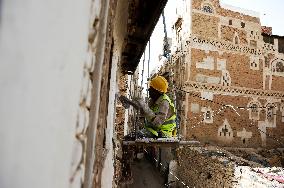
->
[0,0,2,25]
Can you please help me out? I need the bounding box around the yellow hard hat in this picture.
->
[149,76,168,93]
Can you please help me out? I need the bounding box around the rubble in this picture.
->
[176,146,284,188]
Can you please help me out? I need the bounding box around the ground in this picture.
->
[129,158,165,188]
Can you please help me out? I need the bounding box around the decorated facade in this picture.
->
[162,0,284,147]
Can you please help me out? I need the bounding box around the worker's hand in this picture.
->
[135,98,145,108]
[118,95,141,110]
[118,95,130,109]
[134,98,155,119]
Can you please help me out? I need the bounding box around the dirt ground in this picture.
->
[130,158,165,188]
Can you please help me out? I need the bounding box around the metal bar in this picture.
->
[122,140,200,147]
[147,39,150,98]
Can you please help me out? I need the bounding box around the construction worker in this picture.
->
[120,75,177,138]
[118,76,177,184]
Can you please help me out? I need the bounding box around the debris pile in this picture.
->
[176,146,284,188]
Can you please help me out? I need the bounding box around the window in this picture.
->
[241,22,245,28]
[264,56,269,67]
[280,103,284,122]
[251,104,258,113]
[229,20,232,25]
[271,60,284,73]
[235,36,239,45]
[205,111,211,119]
[201,107,213,124]
[276,62,284,72]
[234,32,240,45]
[202,5,213,13]
[267,105,274,120]
[265,103,277,124]
[250,40,257,48]
[278,38,284,54]
[221,70,231,86]
[248,100,261,120]
[250,56,259,70]
[263,35,274,45]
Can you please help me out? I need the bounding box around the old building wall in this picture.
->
[0,0,92,187]
[192,13,219,38]
[191,0,260,23]
[167,0,284,148]
[190,48,264,90]
[186,93,284,148]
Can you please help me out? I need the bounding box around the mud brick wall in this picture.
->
[190,48,264,89]
[191,0,260,23]
[190,49,221,80]
[185,93,284,148]
[224,52,263,89]
[271,76,284,92]
[221,25,248,45]
[192,13,219,38]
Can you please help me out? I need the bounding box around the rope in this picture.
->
[147,39,151,98]
[140,52,146,89]
[162,11,170,59]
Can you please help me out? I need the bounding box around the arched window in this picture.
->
[234,32,240,45]
[247,100,261,120]
[235,36,239,45]
[271,59,284,76]
[202,5,213,13]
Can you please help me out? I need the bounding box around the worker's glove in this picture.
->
[134,98,155,120]
[117,95,141,110]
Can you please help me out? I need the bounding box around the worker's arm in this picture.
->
[138,100,169,128]
[118,95,141,110]
[150,100,169,128]
[118,95,170,128]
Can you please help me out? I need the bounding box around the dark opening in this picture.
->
[207,173,212,179]
[278,38,284,53]
[263,35,274,45]
[241,22,245,28]
[229,20,232,25]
